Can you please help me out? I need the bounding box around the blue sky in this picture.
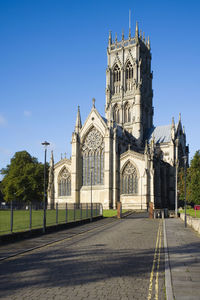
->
[0,0,200,175]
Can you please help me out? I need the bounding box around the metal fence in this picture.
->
[0,202,103,236]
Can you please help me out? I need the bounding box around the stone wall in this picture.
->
[180,213,200,234]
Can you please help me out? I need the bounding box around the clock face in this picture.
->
[85,128,103,150]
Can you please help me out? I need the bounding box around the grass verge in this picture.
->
[179,208,200,218]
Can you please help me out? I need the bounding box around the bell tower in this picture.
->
[105,21,153,145]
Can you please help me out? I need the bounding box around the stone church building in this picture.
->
[48,22,188,210]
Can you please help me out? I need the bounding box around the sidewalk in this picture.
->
[165,218,200,300]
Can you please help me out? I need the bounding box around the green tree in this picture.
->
[188,150,200,204]
[0,151,48,204]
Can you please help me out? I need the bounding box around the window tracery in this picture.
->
[113,64,121,94]
[82,128,104,186]
[124,103,131,123]
[58,168,71,196]
[121,162,138,194]
[125,61,133,91]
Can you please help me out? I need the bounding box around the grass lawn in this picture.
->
[103,209,128,217]
[179,208,200,218]
[0,208,98,235]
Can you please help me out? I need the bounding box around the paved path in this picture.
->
[165,218,200,300]
[0,213,165,300]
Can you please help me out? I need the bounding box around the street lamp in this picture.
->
[90,166,94,222]
[175,159,179,218]
[182,155,187,228]
[42,141,50,233]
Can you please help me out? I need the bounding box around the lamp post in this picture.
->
[182,155,187,228]
[175,159,179,218]
[42,141,50,233]
[90,167,94,222]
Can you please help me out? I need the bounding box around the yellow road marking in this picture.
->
[147,220,162,300]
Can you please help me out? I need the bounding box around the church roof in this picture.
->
[147,124,177,144]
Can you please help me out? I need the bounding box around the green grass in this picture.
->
[0,208,99,235]
[179,208,200,218]
[103,209,128,217]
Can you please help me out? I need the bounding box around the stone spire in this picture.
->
[122,29,124,41]
[75,106,82,133]
[144,140,149,155]
[147,36,150,49]
[48,150,55,209]
[171,117,175,140]
[135,21,139,40]
[179,112,181,122]
[115,33,118,44]
[108,31,112,47]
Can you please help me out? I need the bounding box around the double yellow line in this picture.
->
[148,220,162,300]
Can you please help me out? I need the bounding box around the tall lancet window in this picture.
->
[113,64,121,94]
[58,168,71,196]
[124,103,131,123]
[82,128,104,186]
[114,105,120,123]
[121,162,138,194]
[125,61,133,91]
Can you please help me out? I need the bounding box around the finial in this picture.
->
[108,31,112,48]
[61,153,63,160]
[75,105,82,133]
[143,32,145,42]
[179,112,181,122]
[115,33,118,44]
[50,150,54,166]
[92,98,96,108]
[147,36,150,49]
[64,152,66,159]
[183,125,185,134]
[140,29,142,39]
[128,144,131,151]
[122,29,124,41]
[135,21,138,36]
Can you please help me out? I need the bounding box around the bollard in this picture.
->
[80,203,82,220]
[86,203,88,218]
[96,203,97,217]
[117,202,122,219]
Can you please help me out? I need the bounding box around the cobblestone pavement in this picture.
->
[0,213,165,300]
[165,218,200,300]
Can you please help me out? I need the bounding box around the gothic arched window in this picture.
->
[121,162,138,194]
[124,103,131,123]
[114,105,120,123]
[125,61,133,91]
[82,128,104,186]
[58,168,71,196]
[113,64,121,94]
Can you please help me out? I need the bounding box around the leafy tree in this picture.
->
[188,150,200,204]
[178,150,200,205]
[0,151,48,204]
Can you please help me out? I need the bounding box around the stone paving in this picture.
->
[0,213,165,300]
[165,218,200,300]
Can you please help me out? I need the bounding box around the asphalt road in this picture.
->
[0,213,165,300]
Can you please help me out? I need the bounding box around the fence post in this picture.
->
[56,202,58,225]
[10,200,13,233]
[86,203,88,218]
[29,203,32,230]
[65,203,68,223]
[80,203,82,220]
[74,203,76,221]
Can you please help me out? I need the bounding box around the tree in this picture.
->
[178,150,200,206]
[188,150,200,204]
[0,151,48,204]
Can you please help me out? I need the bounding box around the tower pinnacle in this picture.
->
[75,105,82,133]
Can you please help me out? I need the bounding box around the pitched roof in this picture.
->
[147,124,177,144]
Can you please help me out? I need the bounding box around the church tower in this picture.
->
[105,22,153,145]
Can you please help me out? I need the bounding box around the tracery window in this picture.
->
[113,64,121,94]
[114,105,120,123]
[125,61,133,91]
[121,162,138,194]
[82,128,104,186]
[58,168,71,196]
[124,103,131,123]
